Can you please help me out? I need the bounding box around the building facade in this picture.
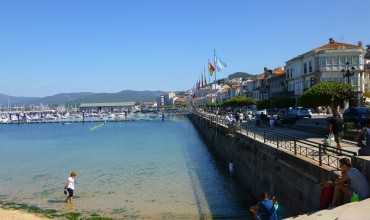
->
[268,67,287,98]
[365,45,370,72]
[286,38,366,96]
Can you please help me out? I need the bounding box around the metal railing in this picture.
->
[194,110,357,169]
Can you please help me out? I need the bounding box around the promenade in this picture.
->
[197,110,358,170]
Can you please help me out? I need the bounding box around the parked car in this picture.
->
[343,107,370,128]
[286,107,312,119]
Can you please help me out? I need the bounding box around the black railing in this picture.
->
[194,110,357,169]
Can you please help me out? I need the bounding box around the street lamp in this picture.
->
[341,62,356,84]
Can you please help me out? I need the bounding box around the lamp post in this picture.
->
[341,62,359,106]
[341,62,356,84]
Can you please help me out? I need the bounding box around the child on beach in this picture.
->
[64,171,77,203]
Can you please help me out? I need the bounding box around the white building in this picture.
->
[286,38,366,97]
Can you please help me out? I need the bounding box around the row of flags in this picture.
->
[194,50,228,91]
[208,55,227,75]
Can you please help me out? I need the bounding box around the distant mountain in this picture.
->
[38,92,94,105]
[228,72,256,80]
[0,93,39,106]
[69,90,166,104]
[0,90,167,106]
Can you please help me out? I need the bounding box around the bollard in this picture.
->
[319,144,322,166]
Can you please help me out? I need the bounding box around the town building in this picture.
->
[286,38,366,97]
[252,74,265,101]
[365,45,370,72]
[267,67,287,99]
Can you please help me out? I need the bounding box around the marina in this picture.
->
[0,117,250,219]
[0,102,187,124]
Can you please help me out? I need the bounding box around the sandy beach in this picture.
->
[0,208,48,220]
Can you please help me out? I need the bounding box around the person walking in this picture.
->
[64,171,77,203]
[327,114,343,152]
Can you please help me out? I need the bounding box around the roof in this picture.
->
[287,39,363,63]
[80,102,136,108]
[273,67,285,76]
[315,40,361,51]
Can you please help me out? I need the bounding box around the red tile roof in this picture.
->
[315,39,361,51]
[273,67,285,76]
[287,38,363,63]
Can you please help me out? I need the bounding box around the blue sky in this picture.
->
[0,0,369,96]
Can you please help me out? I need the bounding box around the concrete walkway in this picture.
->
[248,123,360,155]
[198,111,358,170]
[285,198,370,220]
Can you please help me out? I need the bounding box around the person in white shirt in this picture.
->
[64,171,77,203]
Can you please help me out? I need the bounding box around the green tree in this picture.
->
[221,96,256,108]
[256,100,271,110]
[270,97,295,108]
[299,82,353,110]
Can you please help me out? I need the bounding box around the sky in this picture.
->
[0,0,369,97]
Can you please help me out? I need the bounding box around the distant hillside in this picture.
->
[228,72,256,80]
[69,90,166,104]
[38,92,94,105]
[0,90,167,106]
[0,93,39,106]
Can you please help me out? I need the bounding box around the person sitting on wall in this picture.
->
[331,158,370,207]
[250,192,278,220]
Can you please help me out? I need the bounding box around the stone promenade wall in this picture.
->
[189,114,337,217]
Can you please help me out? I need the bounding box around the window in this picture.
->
[353,56,359,65]
[309,61,313,72]
[321,57,326,66]
[304,63,307,74]
[340,56,346,65]
[347,56,352,65]
[334,56,339,65]
[326,57,332,66]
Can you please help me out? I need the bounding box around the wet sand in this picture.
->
[0,208,48,220]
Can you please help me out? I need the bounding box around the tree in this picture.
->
[256,100,271,110]
[270,97,295,108]
[221,96,256,108]
[298,82,353,110]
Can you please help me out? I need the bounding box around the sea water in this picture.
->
[0,117,251,219]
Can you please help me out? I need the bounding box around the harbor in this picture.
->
[0,102,188,124]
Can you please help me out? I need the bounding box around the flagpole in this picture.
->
[214,48,217,83]
[205,64,210,87]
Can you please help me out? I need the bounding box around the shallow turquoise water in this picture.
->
[0,117,250,219]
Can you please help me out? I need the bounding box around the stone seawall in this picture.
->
[189,114,337,217]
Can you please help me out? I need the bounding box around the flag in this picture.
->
[215,56,227,72]
[208,60,216,75]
